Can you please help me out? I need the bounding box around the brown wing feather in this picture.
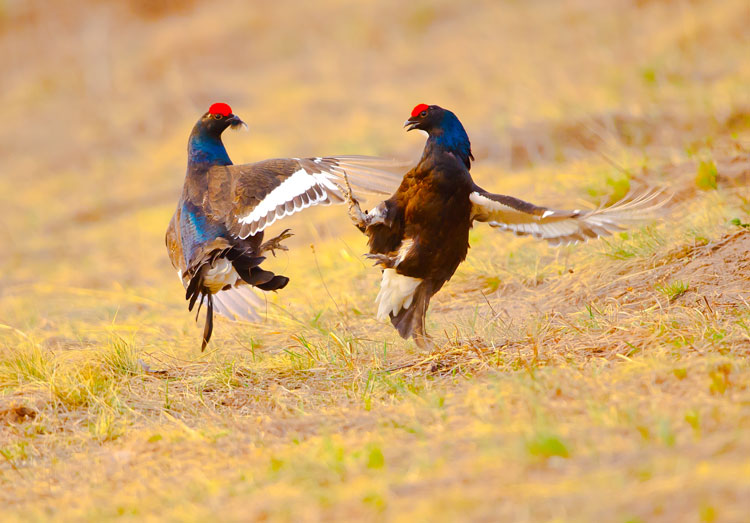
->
[204,156,407,239]
[165,208,186,274]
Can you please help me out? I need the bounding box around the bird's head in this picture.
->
[405,104,474,168]
[188,103,246,166]
[404,103,442,134]
[195,102,247,136]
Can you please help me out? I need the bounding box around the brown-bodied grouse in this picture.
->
[343,104,663,348]
[166,103,404,349]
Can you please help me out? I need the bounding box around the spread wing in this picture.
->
[470,187,667,246]
[205,155,409,239]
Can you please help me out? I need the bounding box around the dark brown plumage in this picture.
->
[345,104,664,347]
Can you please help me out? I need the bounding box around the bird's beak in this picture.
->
[404,117,419,132]
[228,114,248,131]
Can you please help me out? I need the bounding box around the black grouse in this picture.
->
[343,103,663,347]
[166,102,404,349]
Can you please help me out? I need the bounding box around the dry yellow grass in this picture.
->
[1,0,750,521]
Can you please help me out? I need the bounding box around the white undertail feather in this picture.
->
[376,269,422,320]
[177,262,263,323]
[203,258,241,293]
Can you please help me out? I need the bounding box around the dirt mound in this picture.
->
[661,230,750,308]
[463,229,749,337]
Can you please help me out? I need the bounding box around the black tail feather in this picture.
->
[186,272,202,308]
[228,253,266,270]
[201,293,214,351]
[255,275,290,291]
[184,246,290,350]
[244,267,276,286]
[194,294,204,320]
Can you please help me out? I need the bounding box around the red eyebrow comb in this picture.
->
[208,103,232,116]
[411,103,429,117]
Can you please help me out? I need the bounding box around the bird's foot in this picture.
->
[364,253,397,268]
[260,228,293,257]
[349,203,369,230]
[413,332,436,352]
[336,170,370,229]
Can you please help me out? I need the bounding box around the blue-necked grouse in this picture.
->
[166,103,404,350]
[343,104,663,348]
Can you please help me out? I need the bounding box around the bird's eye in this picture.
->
[212,113,223,120]
[420,110,427,117]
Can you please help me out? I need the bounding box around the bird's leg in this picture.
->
[364,253,397,268]
[337,170,368,229]
[412,316,435,351]
[412,332,435,351]
[260,228,293,257]
[336,170,390,231]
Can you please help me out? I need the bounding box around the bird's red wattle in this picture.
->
[411,103,429,117]
[209,102,232,116]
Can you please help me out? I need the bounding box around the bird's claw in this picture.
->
[364,253,396,268]
[261,228,293,257]
[336,170,369,229]
[339,168,357,204]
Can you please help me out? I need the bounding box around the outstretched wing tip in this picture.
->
[474,185,670,245]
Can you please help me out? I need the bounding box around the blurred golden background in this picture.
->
[2,0,748,291]
[1,1,750,520]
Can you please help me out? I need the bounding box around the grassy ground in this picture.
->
[1,0,750,521]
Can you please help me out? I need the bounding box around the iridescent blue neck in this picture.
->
[427,111,473,169]
[188,131,231,166]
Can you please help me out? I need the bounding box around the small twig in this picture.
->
[703,295,715,317]
[479,291,498,318]
[381,360,421,373]
[137,359,169,376]
[340,238,369,269]
[310,244,345,323]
